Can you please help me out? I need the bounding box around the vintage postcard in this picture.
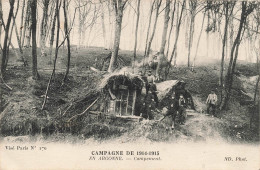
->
[0,0,259,169]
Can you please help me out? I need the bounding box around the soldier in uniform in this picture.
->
[206,90,218,116]
[142,89,157,119]
[161,92,179,129]
[146,70,159,106]
[178,94,187,125]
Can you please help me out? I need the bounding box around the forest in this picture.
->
[0,0,259,143]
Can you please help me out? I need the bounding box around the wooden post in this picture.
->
[125,90,129,115]
[119,92,123,116]
[132,90,137,116]
[113,100,116,115]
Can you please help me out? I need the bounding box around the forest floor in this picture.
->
[0,47,259,144]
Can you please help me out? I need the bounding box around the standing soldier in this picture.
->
[143,90,157,119]
[147,70,159,106]
[178,94,187,125]
[206,90,218,116]
[159,92,179,130]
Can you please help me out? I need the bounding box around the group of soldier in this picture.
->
[138,70,189,129]
[138,69,218,130]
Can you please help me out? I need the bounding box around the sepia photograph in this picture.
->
[0,0,259,169]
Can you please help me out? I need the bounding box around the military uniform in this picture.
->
[166,96,179,129]
[206,92,218,115]
[143,91,156,119]
[146,74,159,106]
[178,97,186,124]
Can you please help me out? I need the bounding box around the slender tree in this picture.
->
[108,0,128,72]
[21,0,31,47]
[187,0,197,67]
[19,0,25,41]
[192,10,206,70]
[206,1,210,59]
[173,1,180,67]
[1,0,14,77]
[6,0,20,66]
[145,0,162,59]
[40,0,50,57]
[144,0,156,57]
[220,2,256,110]
[12,1,28,66]
[164,0,185,79]
[63,0,71,81]
[77,0,81,48]
[165,0,177,59]
[219,1,234,103]
[156,0,171,79]
[254,54,259,103]
[42,0,61,110]
[31,0,40,79]
[49,2,57,64]
[100,0,107,47]
[24,1,32,47]
[132,0,141,73]
[0,0,3,50]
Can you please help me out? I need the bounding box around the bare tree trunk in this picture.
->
[192,11,206,69]
[40,0,50,57]
[107,2,114,49]
[173,1,180,66]
[21,1,30,47]
[6,0,21,65]
[253,22,260,103]
[42,0,61,110]
[78,0,81,48]
[63,0,71,81]
[31,0,40,79]
[254,73,259,103]
[229,16,234,60]
[6,21,20,66]
[156,0,170,79]
[49,5,57,64]
[165,0,177,59]
[44,1,55,49]
[206,8,209,59]
[1,0,14,77]
[144,0,155,57]
[19,0,25,40]
[132,0,141,73]
[0,0,3,49]
[24,1,32,48]
[108,0,128,72]
[13,14,28,66]
[187,0,197,67]
[220,2,253,110]
[100,0,107,47]
[146,0,162,59]
[220,2,234,104]
[165,0,185,79]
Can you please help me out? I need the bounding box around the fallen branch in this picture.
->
[41,71,54,110]
[90,67,100,72]
[0,76,12,91]
[67,97,100,122]
[62,103,73,116]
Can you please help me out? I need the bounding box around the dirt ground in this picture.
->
[0,47,259,144]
